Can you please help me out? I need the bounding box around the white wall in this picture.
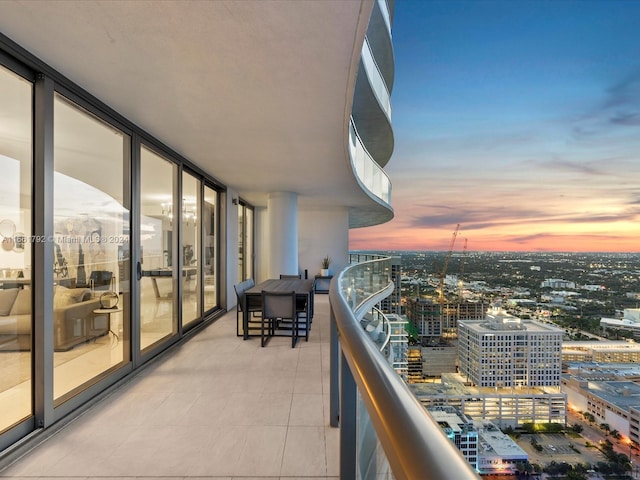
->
[562,383,589,412]
[254,206,268,283]
[298,207,349,280]
[605,409,630,437]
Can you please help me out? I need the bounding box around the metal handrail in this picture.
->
[330,257,480,480]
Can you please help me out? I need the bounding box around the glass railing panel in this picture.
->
[340,256,391,312]
[349,120,392,205]
[377,0,392,35]
[362,38,392,118]
[331,255,480,480]
[357,391,393,480]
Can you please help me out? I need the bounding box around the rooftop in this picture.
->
[460,314,562,334]
[565,378,640,410]
[474,422,527,459]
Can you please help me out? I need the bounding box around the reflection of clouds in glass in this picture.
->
[54,171,123,220]
[140,216,161,250]
[0,154,22,202]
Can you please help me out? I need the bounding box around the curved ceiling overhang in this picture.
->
[0,0,386,216]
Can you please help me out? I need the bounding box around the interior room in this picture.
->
[0,69,220,433]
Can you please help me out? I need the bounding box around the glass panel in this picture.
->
[182,172,200,327]
[203,186,217,312]
[245,207,254,281]
[238,205,245,282]
[140,146,177,350]
[237,204,254,282]
[0,65,32,432]
[53,94,130,402]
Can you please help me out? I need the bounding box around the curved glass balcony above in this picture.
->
[349,119,391,206]
[377,0,392,36]
[362,37,391,120]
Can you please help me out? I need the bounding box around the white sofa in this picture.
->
[0,286,105,351]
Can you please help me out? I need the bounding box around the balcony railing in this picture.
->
[329,256,480,480]
[349,119,392,205]
[378,0,392,35]
[362,37,392,119]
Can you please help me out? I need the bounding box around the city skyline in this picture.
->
[350,0,640,253]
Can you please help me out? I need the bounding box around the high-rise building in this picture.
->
[406,297,487,341]
[458,309,563,388]
[379,255,402,315]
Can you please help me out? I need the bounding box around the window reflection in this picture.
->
[0,66,32,433]
[203,186,217,312]
[182,172,201,327]
[53,94,130,403]
[140,147,177,350]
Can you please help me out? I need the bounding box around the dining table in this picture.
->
[243,278,315,340]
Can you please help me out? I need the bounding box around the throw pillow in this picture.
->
[9,288,31,316]
[54,287,93,308]
[0,288,20,316]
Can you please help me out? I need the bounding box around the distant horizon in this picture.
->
[350,249,640,255]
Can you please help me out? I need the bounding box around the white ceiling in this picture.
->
[0,0,380,213]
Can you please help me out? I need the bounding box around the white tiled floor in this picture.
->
[0,295,339,480]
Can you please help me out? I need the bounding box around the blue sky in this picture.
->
[351,0,640,252]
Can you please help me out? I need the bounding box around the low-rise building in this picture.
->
[427,406,529,475]
[475,421,528,475]
[412,373,566,429]
[562,375,640,442]
[601,309,640,337]
[541,279,576,289]
[562,341,640,364]
[428,406,478,470]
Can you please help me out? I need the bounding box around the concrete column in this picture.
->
[267,191,298,278]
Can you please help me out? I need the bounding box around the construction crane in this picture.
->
[437,223,460,305]
[458,238,468,301]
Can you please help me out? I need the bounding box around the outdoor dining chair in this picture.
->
[261,290,304,347]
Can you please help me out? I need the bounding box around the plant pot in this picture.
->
[320,269,330,277]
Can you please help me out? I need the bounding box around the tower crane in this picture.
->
[458,238,468,301]
[437,223,459,305]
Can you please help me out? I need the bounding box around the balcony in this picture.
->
[350,29,395,170]
[1,296,339,478]
[368,0,395,92]
[361,38,392,121]
[349,120,391,202]
[1,260,478,480]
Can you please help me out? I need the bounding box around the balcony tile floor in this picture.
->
[0,295,338,480]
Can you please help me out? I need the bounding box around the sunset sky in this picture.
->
[349,0,640,253]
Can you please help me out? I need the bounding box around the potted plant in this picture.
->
[320,255,332,276]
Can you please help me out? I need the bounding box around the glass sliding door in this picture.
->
[53,93,130,402]
[0,65,32,432]
[182,171,201,328]
[203,186,217,312]
[139,146,177,351]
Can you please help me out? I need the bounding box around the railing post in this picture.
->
[340,350,357,480]
[330,303,340,428]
